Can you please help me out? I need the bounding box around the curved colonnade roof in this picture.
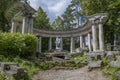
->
[33,13,108,37]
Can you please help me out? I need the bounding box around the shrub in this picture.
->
[0,33,37,57]
[21,34,37,57]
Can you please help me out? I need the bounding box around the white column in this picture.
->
[99,20,104,51]
[11,21,15,33]
[92,21,98,51]
[88,33,92,52]
[28,17,31,33]
[80,36,83,48]
[49,37,52,50]
[22,16,27,34]
[38,37,42,53]
[70,37,75,53]
[30,17,33,34]
[83,36,85,48]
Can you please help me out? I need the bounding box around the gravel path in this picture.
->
[32,66,112,80]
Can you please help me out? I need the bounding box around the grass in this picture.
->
[0,72,15,80]
[0,56,38,80]
[101,55,120,80]
[0,53,88,80]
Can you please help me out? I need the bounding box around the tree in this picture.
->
[0,0,19,32]
[34,7,51,30]
[58,0,85,30]
[61,1,78,29]
[52,16,64,30]
[79,0,120,49]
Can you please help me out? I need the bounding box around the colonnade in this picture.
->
[11,13,106,53]
[37,18,104,53]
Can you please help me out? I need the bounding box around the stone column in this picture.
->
[38,37,42,53]
[30,17,33,34]
[83,36,85,48]
[92,21,98,51]
[61,37,63,50]
[49,37,52,50]
[70,37,75,53]
[88,33,92,52]
[99,20,104,51]
[11,21,15,33]
[80,36,83,48]
[22,16,27,34]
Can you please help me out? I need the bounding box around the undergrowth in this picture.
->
[0,53,88,80]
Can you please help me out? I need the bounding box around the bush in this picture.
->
[0,33,37,57]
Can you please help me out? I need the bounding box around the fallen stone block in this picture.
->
[88,60,102,70]
[109,56,120,67]
[117,71,120,80]
[106,51,114,59]
[4,71,17,77]
[11,65,24,73]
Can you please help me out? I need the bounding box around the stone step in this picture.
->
[88,60,102,70]
[10,65,24,73]
[4,71,17,77]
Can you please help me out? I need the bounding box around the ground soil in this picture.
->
[32,66,112,80]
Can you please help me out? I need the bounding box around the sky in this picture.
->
[28,0,72,22]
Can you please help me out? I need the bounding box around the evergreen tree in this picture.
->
[0,0,19,32]
[52,16,64,30]
[34,7,51,30]
[79,0,120,49]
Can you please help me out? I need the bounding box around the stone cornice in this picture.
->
[33,13,108,37]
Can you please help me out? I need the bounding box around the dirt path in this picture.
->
[32,66,112,80]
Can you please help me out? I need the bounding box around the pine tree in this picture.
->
[34,7,51,30]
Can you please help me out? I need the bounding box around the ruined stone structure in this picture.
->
[34,13,108,53]
[11,2,108,53]
[11,1,35,34]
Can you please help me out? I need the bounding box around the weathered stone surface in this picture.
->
[4,71,17,77]
[0,62,17,71]
[117,71,120,80]
[75,48,83,53]
[87,53,102,62]
[88,60,102,70]
[106,51,114,59]
[109,56,120,67]
[0,62,26,80]
[11,65,24,73]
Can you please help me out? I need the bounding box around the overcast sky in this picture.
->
[28,0,72,22]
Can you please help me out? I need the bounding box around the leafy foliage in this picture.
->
[34,7,51,30]
[52,16,64,30]
[0,33,37,57]
[79,0,120,46]
[0,0,19,32]
[0,72,15,80]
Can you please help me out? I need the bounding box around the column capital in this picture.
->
[91,20,98,25]
[91,20,95,25]
[98,19,103,24]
